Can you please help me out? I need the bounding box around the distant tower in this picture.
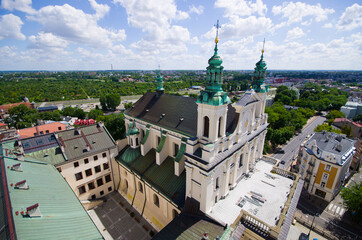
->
[156,65,164,95]
[196,20,230,142]
[252,39,269,93]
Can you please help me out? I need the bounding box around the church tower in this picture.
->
[252,39,269,93]
[156,67,164,96]
[196,21,230,142]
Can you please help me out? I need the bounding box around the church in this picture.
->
[113,29,302,240]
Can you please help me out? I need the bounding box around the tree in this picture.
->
[124,102,133,110]
[353,114,362,122]
[104,114,125,140]
[5,104,37,128]
[340,182,362,220]
[62,106,85,119]
[314,123,341,134]
[100,94,121,111]
[88,109,103,120]
[341,125,352,138]
[326,110,345,120]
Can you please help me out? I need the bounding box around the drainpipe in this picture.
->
[141,180,147,216]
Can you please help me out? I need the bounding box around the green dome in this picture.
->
[126,122,139,136]
[121,147,140,163]
[208,45,223,67]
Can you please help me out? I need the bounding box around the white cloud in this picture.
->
[215,0,267,17]
[286,27,305,40]
[189,5,204,15]
[29,32,68,49]
[323,23,333,28]
[1,0,35,14]
[27,3,126,48]
[337,3,362,31]
[272,2,334,25]
[88,0,110,19]
[0,14,26,40]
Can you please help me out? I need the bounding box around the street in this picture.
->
[272,116,326,170]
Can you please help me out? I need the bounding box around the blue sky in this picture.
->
[0,0,361,70]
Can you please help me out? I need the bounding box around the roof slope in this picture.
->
[1,141,103,240]
[126,92,237,137]
[17,122,66,139]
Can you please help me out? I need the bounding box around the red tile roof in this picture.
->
[17,122,67,139]
[0,102,33,113]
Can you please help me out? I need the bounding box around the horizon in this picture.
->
[0,0,361,71]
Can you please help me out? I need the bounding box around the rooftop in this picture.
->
[208,160,293,227]
[17,122,67,139]
[1,140,103,240]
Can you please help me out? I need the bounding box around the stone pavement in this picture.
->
[287,222,328,240]
[93,191,157,240]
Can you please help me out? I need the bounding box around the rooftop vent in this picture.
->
[146,109,149,112]
[15,180,29,190]
[26,203,41,218]
[75,128,81,135]
[11,163,22,172]
[44,153,49,157]
[179,117,184,122]
[160,113,166,119]
[336,144,342,152]
[336,136,343,142]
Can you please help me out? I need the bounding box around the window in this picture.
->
[321,182,326,188]
[215,196,218,203]
[23,142,29,148]
[153,194,159,208]
[172,209,179,219]
[203,116,209,138]
[136,138,139,145]
[34,133,37,136]
[95,165,101,173]
[142,129,145,138]
[37,139,43,144]
[74,161,79,168]
[85,168,92,177]
[58,127,62,130]
[105,174,112,183]
[103,162,109,170]
[239,154,243,168]
[138,182,143,193]
[75,172,83,181]
[102,152,107,158]
[174,143,179,156]
[97,178,104,187]
[45,130,49,133]
[88,182,95,190]
[125,179,128,189]
[315,189,326,198]
[157,136,161,145]
[325,164,331,171]
[84,158,89,164]
[100,190,104,196]
[78,185,86,195]
[40,131,44,135]
[218,117,222,137]
[91,194,96,199]
[108,186,112,192]
[94,155,98,161]
[216,177,219,189]
[49,135,55,141]
[322,173,329,181]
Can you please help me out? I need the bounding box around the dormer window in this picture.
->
[26,203,41,217]
[11,163,22,172]
[15,180,29,190]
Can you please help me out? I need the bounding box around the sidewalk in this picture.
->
[287,222,329,240]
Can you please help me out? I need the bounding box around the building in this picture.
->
[299,131,355,201]
[332,118,362,138]
[37,105,59,112]
[115,33,303,240]
[17,122,67,138]
[0,140,103,240]
[340,101,362,119]
[0,100,34,120]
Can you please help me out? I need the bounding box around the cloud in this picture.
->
[27,3,126,48]
[323,23,333,28]
[28,32,68,49]
[1,0,35,14]
[189,5,204,15]
[286,27,305,40]
[272,2,334,25]
[0,14,26,40]
[215,0,267,17]
[337,4,362,31]
[88,0,110,19]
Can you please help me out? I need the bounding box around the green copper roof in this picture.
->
[156,70,164,91]
[1,141,103,240]
[252,49,269,93]
[127,122,140,136]
[121,146,141,163]
[24,147,65,166]
[140,128,150,145]
[174,142,186,163]
[156,133,167,153]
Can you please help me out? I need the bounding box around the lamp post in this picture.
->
[307,213,320,237]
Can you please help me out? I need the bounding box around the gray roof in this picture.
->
[22,133,58,154]
[309,132,355,157]
[126,92,237,137]
[57,124,116,161]
[235,91,258,106]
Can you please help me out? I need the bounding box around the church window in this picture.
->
[215,177,219,189]
[218,117,222,137]
[138,182,143,193]
[125,180,128,189]
[130,138,133,146]
[203,116,209,138]
[157,136,161,145]
[239,154,243,168]
[142,129,145,138]
[136,138,139,146]
[153,194,160,208]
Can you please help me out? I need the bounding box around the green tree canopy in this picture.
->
[104,114,125,140]
[314,123,341,134]
[353,114,362,122]
[326,110,345,120]
[88,109,103,120]
[340,182,362,220]
[62,106,86,119]
[5,104,37,128]
[100,94,121,111]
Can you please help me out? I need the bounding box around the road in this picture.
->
[272,116,326,170]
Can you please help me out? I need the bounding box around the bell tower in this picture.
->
[196,20,230,142]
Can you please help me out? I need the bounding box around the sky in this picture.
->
[0,0,361,71]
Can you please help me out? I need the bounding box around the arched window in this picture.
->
[125,179,128,189]
[172,209,179,219]
[130,138,133,146]
[153,194,160,208]
[142,129,145,138]
[136,138,139,146]
[215,177,219,189]
[138,181,143,193]
[239,154,243,168]
[218,117,222,137]
[203,116,209,138]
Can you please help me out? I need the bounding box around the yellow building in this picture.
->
[300,131,355,201]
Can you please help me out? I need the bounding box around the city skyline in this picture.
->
[0,0,361,71]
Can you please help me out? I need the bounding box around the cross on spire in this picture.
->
[262,38,265,53]
[214,20,220,44]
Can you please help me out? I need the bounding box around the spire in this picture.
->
[196,20,230,106]
[156,65,164,92]
[252,39,268,93]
